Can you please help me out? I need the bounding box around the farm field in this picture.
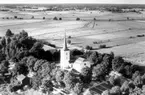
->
[1,10,145,65]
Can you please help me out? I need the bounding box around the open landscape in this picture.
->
[1,8,145,66]
[2,4,145,95]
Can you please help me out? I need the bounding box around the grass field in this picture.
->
[1,10,145,65]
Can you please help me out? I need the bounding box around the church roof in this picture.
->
[74,57,91,67]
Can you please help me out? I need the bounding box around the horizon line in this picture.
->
[0,3,145,5]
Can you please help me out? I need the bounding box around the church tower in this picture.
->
[60,33,70,69]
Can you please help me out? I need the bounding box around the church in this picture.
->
[60,33,70,69]
[60,33,91,73]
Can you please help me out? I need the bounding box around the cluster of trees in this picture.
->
[76,17,80,21]
[1,29,145,95]
[2,16,23,20]
[0,29,60,61]
[53,17,62,20]
[79,51,145,95]
[0,29,61,92]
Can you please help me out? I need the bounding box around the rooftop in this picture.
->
[89,82,112,95]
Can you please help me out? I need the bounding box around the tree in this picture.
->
[63,72,77,90]
[132,71,140,80]
[81,67,91,83]
[0,60,9,75]
[123,64,132,78]
[67,40,71,44]
[102,90,110,95]
[41,79,53,94]
[70,49,83,57]
[31,75,42,90]
[110,86,121,95]
[55,70,64,82]
[133,75,143,87]
[14,16,17,19]
[53,17,58,20]
[31,16,34,19]
[142,73,145,84]
[59,18,62,20]
[109,76,115,85]
[85,45,92,50]
[29,42,43,53]
[40,61,51,78]
[88,51,99,65]
[76,17,80,21]
[142,85,145,94]
[26,56,37,70]
[33,59,45,71]
[73,83,83,95]
[6,29,13,37]
[99,44,106,48]
[112,56,125,72]
[92,62,108,80]
[17,64,29,75]
[120,81,129,94]
[20,30,28,38]
[43,17,45,19]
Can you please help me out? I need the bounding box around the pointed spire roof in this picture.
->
[63,32,68,50]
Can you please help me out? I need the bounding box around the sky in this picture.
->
[0,0,145,4]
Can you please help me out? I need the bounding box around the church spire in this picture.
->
[63,32,68,50]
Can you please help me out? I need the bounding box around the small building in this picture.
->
[73,57,91,73]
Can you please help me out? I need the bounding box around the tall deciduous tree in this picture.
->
[6,29,13,37]
[112,56,125,72]
[63,72,77,90]
[73,83,83,95]
[81,67,92,83]
[55,70,64,82]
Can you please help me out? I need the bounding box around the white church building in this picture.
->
[60,34,91,73]
[60,33,71,69]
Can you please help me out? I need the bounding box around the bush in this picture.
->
[137,34,145,37]
[109,19,112,21]
[67,40,71,44]
[59,18,62,20]
[14,16,17,19]
[6,29,13,37]
[85,45,93,50]
[53,17,58,20]
[68,36,71,39]
[129,36,135,39]
[31,16,34,19]
[99,44,106,48]
[70,49,83,57]
[93,41,98,44]
[76,17,80,21]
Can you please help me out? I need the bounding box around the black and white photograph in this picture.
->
[0,0,145,95]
